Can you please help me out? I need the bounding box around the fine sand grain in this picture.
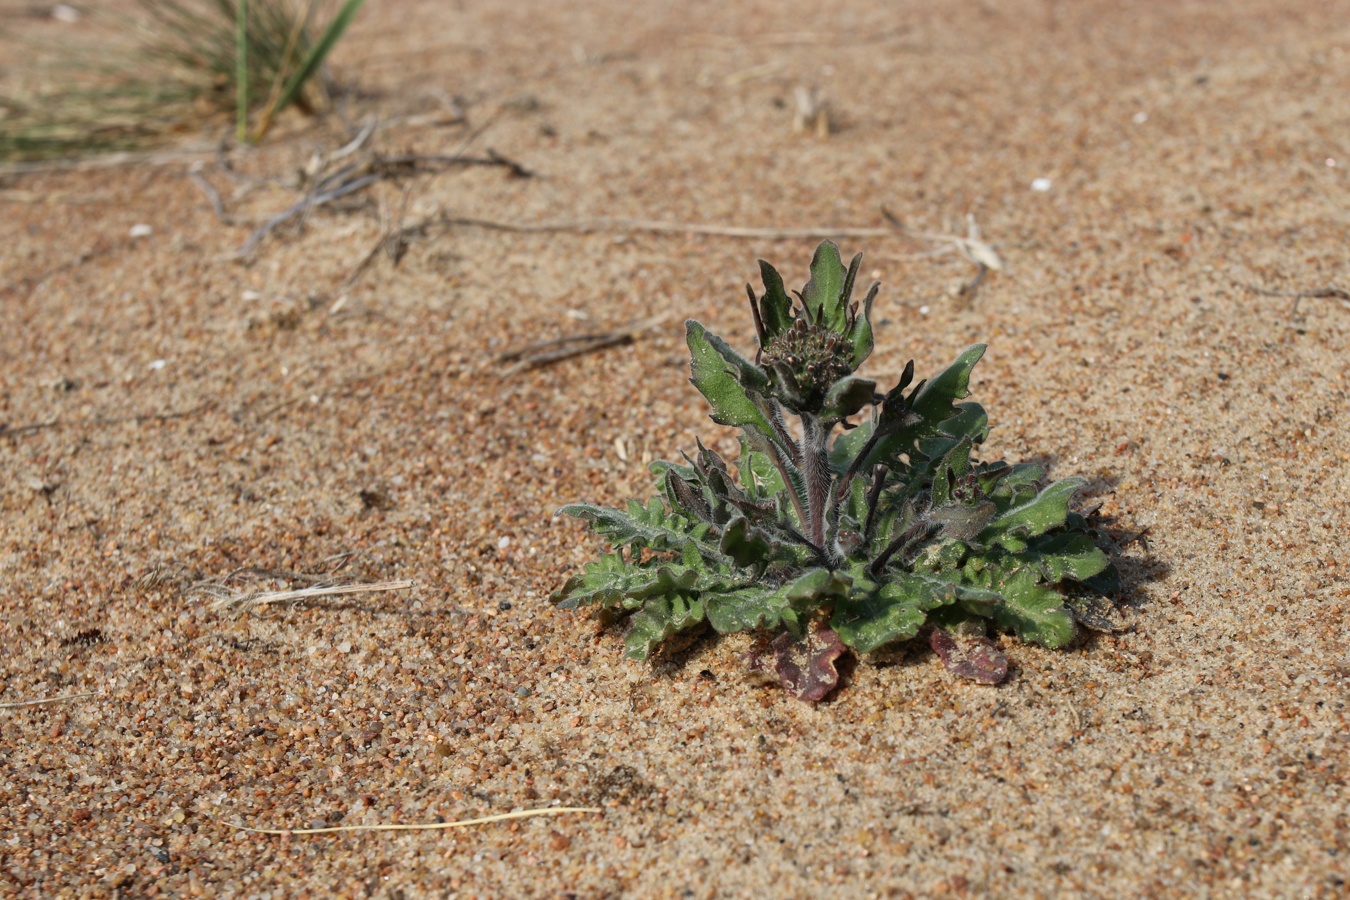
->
[2,1,1348,896]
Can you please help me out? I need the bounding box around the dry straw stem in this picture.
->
[1234,279,1350,317]
[206,578,414,614]
[497,312,675,376]
[0,692,95,710]
[442,216,896,240]
[222,806,603,836]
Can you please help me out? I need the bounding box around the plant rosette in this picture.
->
[553,241,1120,701]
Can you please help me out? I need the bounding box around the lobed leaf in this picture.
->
[984,476,1086,545]
[756,260,794,339]
[686,320,774,433]
[624,594,707,660]
[831,572,962,653]
[990,569,1076,648]
[1020,532,1111,583]
[821,375,877,423]
[718,515,774,569]
[705,567,844,633]
[558,499,711,553]
[551,553,702,611]
[800,240,849,331]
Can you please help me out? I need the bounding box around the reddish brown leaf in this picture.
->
[753,619,848,702]
[929,629,1008,684]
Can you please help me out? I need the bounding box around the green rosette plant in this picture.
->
[553,241,1119,701]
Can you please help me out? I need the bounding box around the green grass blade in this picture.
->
[272,0,363,116]
[235,0,249,143]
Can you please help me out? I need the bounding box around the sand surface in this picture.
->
[2,0,1349,896]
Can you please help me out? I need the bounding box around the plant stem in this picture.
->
[800,415,833,556]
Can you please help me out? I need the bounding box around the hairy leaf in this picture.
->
[991,569,1076,648]
[1021,532,1111,583]
[558,499,711,554]
[985,476,1086,545]
[800,240,848,331]
[705,568,840,633]
[624,594,707,660]
[831,573,961,653]
[719,515,773,569]
[550,553,692,611]
[756,260,794,339]
[821,375,877,423]
[686,319,774,432]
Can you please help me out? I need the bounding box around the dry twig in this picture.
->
[498,313,674,375]
[205,579,415,615]
[222,806,602,836]
[441,216,895,240]
[0,692,94,710]
[233,150,532,260]
[1235,280,1350,317]
[0,401,215,441]
[882,208,1005,299]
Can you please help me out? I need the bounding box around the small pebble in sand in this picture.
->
[129,224,153,238]
[1031,177,1052,192]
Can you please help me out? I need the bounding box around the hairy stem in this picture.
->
[800,416,834,555]
[870,518,935,578]
[761,436,809,535]
[863,464,888,542]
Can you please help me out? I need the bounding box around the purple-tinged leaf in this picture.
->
[747,620,848,702]
[928,628,1008,684]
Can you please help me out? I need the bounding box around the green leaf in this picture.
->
[928,501,997,543]
[846,345,989,475]
[740,442,786,499]
[704,568,843,634]
[829,416,873,471]
[686,320,774,433]
[785,567,853,605]
[718,515,773,568]
[845,280,877,369]
[831,573,960,652]
[1022,532,1111,583]
[558,498,711,553]
[551,552,709,611]
[985,476,1086,543]
[821,376,876,422]
[281,0,364,105]
[953,583,1005,617]
[908,343,985,427]
[988,463,1044,502]
[624,594,707,660]
[756,260,794,339]
[992,569,1075,648]
[930,436,975,507]
[800,241,848,331]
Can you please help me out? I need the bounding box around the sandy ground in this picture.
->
[2,0,1349,896]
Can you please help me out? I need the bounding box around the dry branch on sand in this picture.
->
[222,806,603,837]
[203,578,414,615]
[0,692,95,710]
[496,313,674,376]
